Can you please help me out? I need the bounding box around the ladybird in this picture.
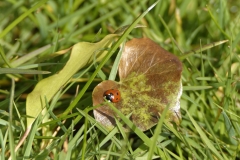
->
[103,89,121,103]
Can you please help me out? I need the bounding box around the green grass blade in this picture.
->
[147,106,169,160]
[186,109,224,160]
[0,0,49,39]
[8,79,16,160]
[0,68,51,74]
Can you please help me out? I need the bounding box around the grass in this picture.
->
[0,0,240,159]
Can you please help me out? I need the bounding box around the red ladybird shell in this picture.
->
[103,89,121,103]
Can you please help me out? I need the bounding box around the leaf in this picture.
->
[26,34,118,127]
[93,38,182,131]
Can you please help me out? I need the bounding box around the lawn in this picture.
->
[0,0,240,159]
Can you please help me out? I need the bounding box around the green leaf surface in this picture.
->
[26,34,118,127]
